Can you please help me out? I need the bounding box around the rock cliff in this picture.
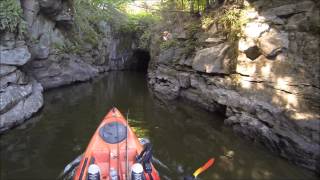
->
[148,0,320,172]
[0,0,139,133]
[0,31,43,133]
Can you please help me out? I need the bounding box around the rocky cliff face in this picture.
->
[0,0,139,133]
[0,31,43,133]
[21,0,140,89]
[148,0,320,172]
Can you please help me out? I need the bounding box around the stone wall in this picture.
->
[21,0,139,89]
[148,0,319,172]
[0,0,138,133]
[0,30,43,133]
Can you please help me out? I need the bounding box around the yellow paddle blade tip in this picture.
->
[193,169,202,178]
[193,158,215,178]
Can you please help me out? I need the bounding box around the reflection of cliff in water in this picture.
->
[142,94,316,180]
[0,72,317,180]
[44,71,149,114]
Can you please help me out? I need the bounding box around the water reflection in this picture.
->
[0,72,318,180]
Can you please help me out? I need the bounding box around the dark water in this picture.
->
[0,72,318,180]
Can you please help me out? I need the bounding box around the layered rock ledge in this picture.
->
[1,0,141,133]
[0,33,43,133]
[148,0,320,172]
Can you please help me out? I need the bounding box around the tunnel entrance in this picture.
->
[130,49,150,72]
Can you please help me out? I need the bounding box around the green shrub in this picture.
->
[181,39,199,57]
[160,39,178,50]
[71,0,102,47]
[139,29,151,50]
[201,16,214,30]
[216,7,247,41]
[117,12,160,50]
[70,0,127,47]
[186,22,200,37]
[70,0,159,49]
[118,12,160,34]
[0,0,25,33]
[53,42,83,54]
[182,22,201,56]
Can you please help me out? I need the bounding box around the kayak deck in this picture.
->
[73,108,159,180]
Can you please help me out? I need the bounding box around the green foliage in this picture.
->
[160,0,210,13]
[118,13,160,34]
[216,7,247,41]
[181,39,200,57]
[54,0,111,54]
[186,21,200,37]
[66,0,125,51]
[180,21,201,56]
[53,42,83,54]
[139,29,152,50]
[71,0,106,47]
[90,0,131,8]
[117,12,160,50]
[201,15,214,30]
[161,0,247,41]
[0,0,24,33]
[160,39,178,50]
[70,0,160,50]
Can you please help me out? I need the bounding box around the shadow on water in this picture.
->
[0,72,318,180]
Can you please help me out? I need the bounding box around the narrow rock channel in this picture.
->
[0,72,318,179]
[0,0,319,177]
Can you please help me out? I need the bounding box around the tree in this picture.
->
[197,0,200,13]
[190,0,195,13]
[205,0,210,11]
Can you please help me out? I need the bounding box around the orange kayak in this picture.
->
[74,108,160,180]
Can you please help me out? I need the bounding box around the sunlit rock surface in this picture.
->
[148,0,320,172]
[192,43,232,74]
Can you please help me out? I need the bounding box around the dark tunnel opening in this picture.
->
[130,49,151,72]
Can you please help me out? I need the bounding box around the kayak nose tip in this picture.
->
[109,107,121,118]
[111,107,120,112]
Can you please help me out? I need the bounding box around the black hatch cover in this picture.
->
[99,122,127,144]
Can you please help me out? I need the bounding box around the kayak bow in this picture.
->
[73,108,160,180]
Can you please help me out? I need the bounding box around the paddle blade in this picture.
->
[192,158,215,178]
